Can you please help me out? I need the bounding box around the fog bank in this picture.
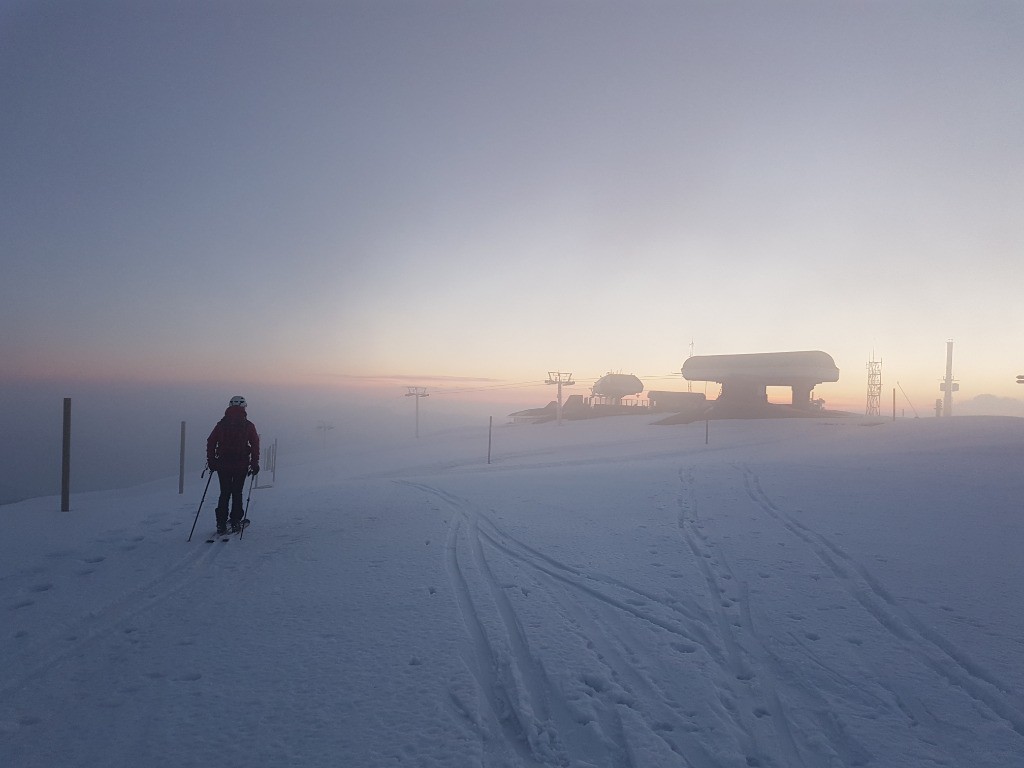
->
[0,379,531,506]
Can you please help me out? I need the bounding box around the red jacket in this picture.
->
[207,405,260,473]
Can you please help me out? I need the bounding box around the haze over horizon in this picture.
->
[3,1,1024,503]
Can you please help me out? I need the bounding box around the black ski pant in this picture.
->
[216,470,247,524]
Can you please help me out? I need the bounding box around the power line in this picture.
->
[426,380,547,396]
[384,369,690,403]
[401,373,685,398]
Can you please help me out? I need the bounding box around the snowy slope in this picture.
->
[2,415,1024,767]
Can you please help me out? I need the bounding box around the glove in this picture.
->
[248,464,260,476]
[208,459,219,472]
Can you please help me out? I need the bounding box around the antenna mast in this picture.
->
[939,339,958,417]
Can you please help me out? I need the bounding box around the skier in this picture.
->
[206,395,260,534]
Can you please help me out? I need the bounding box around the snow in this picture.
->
[2,414,1024,767]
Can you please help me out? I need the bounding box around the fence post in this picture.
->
[178,421,186,494]
[61,398,71,511]
[257,438,278,489]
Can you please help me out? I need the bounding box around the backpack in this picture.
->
[217,416,250,461]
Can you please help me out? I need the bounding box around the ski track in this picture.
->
[1,518,228,702]
[738,464,1024,743]
[439,488,563,767]
[404,479,777,768]
[402,464,1024,768]
[676,467,808,768]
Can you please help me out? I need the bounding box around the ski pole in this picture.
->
[187,465,213,542]
[239,473,255,540]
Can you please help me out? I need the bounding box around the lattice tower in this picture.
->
[866,356,882,416]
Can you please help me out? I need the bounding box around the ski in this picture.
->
[205,519,250,542]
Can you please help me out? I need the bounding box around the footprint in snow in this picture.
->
[581,674,610,693]
[670,641,698,654]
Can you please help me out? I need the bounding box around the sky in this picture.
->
[2,2,1024,437]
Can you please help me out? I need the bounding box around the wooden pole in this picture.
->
[61,398,71,511]
[178,421,186,494]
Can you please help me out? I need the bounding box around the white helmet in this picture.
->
[229,395,247,408]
